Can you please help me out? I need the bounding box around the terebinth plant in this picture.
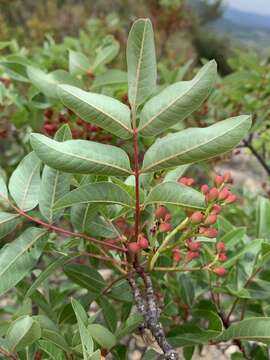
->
[0,19,252,359]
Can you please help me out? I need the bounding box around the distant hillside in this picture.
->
[212,7,270,48]
[224,7,270,30]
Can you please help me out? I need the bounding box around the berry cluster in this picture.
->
[177,171,236,275]
[155,172,235,276]
[123,172,236,278]
[155,206,172,233]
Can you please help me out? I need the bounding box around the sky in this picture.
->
[227,0,270,15]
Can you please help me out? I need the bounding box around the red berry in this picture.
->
[44,109,53,119]
[172,248,182,262]
[179,177,189,185]
[218,253,228,262]
[218,187,230,201]
[159,222,172,233]
[214,175,224,187]
[213,267,227,276]
[208,188,219,201]
[164,213,172,222]
[200,227,218,238]
[127,242,140,253]
[216,242,226,253]
[186,251,200,262]
[186,178,195,186]
[204,213,217,225]
[58,114,68,123]
[187,239,201,251]
[212,204,222,214]
[138,235,149,249]
[223,171,233,183]
[225,194,237,204]
[201,184,209,194]
[155,206,167,219]
[190,211,204,224]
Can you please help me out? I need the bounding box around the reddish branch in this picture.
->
[0,347,17,360]
[8,202,126,253]
[133,127,140,242]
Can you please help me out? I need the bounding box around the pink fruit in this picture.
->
[208,188,219,201]
[164,213,172,222]
[127,242,140,253]
[201,184,209,194]
[155,206,167,219]
[138,235,149,249]
[218,253,228,262]
[223,171,233,183]
[214,175,224,187]
[186,251,200,262]
[179,177,189,185]
[225,194,237,204]
[216,242,226,253]
[190,211,204,224]
[204,213,217,225]
[187,239,201,251]
[186,178,195,186]
[212,204,222,214]
[159,222,172,233]
[218,187,230,201]
[172,249,182,262]
[200,227,218,238]
[213,267,227,276]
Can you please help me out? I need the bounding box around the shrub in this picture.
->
[1,18,269,360]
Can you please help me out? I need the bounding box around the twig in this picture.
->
[243,139,270,177]
[0,347,17,360]
[6,200,126,253]
[226,266,262,323]
[149,217,189,270]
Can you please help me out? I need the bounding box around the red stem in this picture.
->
[133,128,140,241]
[11,204,126,253]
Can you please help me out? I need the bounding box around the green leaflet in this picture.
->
[58,84,132,139]
[27,66,81,99]
[9,152,41,211]
[69,50,91,76]
[6,316,41,352]
[0,227,48,295]
[144,182,205,210]
[71,299,94,359]
[127,18,157,108]
[142,115,252,173]
[39,125,72,223]
[138,60,217,136]
[219,317,270,343]
[30,133,132,176]
[54,182,133,210]
[0,212,22,240]
[256,196,270,239]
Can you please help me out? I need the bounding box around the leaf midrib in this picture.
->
[48,169,59,223]
[131,20,147,108]
[20,162,40,210]
[36,138,132,175]
[142,120,245,172]
[139,63,213,133]
[0,213,20,225]
[55,199,133,210]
